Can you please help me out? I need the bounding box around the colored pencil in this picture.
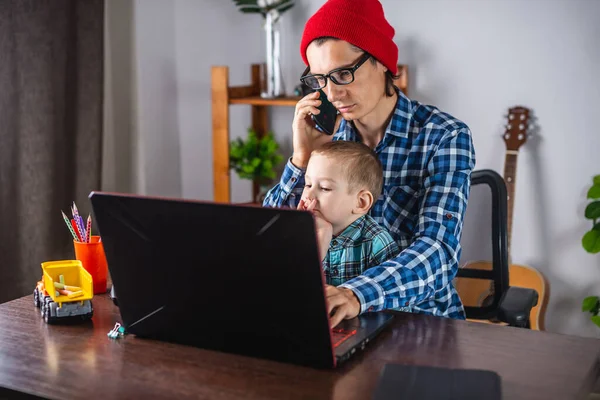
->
[77,215,86,241]
[61,211,79,241]
[72,202,86,241]
[85,214,92,243]
[71,219,82,242]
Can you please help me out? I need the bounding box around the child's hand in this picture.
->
[300,198,332,261]
[297,198,317,211]
[297,198,310,211]
[314,216,333,262]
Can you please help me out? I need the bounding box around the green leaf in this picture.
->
[229,126,283,181]
[238,9,263,14]
[592,315,600,328]
[232,0,260,9]
[588,184,600,199]
[230,146,243,159]
[583,296,600,312]
[278,4,294,12]
[248,132,258,143]
[275,4,294,14]
[266,140,277,153]
[594,175,600,186]
[585,201,600,219]
[582,230,600,253]
[263,159,273,172]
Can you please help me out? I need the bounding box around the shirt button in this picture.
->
[446,213,453,219]
[290,193,295,198]
[332,240,338,246]
[368,307,374,312]
[291,177,297,182]
[332,268,339,276]
[405,302,409,306]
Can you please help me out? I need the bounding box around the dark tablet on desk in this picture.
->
[373,364,502,400]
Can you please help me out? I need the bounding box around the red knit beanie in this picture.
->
[300,0,398,74]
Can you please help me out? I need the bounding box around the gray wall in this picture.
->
[104,0,600,337]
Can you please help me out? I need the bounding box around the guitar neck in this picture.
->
[503,152,518,257]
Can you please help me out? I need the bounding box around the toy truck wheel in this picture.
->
[33,288,40,308]
[41,296,52,316]
[43,302,57,324]
[81,300,94,321]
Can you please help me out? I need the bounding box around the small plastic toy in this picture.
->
[107,322,126,339]
[33,260,94,324]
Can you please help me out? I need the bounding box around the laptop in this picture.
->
[89,192,394,369]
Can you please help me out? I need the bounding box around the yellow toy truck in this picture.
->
[33,260,94,324]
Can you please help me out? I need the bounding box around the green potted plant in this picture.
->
[229,127,283,203]
[581,175,600,327]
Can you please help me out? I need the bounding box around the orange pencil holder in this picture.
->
[73,236,108,294]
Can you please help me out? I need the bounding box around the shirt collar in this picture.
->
[335,88,413,141]
[332,215,367,248]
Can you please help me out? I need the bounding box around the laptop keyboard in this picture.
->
[332,328,357,348]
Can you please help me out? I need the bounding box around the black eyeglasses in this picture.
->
[300,53,372,90]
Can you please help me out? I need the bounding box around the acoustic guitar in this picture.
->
[456,107,548,330]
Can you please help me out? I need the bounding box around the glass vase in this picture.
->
[261,11,284,98]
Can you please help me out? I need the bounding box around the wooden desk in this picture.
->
[1,295,599,400]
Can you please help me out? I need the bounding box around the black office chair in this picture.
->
[454,169,538,328]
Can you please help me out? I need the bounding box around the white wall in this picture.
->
[103,0,136,193]
[104,0,600,337]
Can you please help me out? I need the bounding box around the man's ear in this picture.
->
[377,59,388,73]
[353,190,373,215]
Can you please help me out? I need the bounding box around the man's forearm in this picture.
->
[339,235,456,313]
[262,158,306,208]
[291,153,309,169]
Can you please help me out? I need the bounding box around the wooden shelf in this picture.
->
[229,96,300,107]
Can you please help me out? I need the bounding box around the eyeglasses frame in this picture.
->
[300,52,372,89]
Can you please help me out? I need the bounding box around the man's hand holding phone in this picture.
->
[291,90,337,169]
[310,89,338,136]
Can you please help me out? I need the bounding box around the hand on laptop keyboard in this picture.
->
[325,285,361,327]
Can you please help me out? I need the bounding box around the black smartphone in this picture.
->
[311,89,338,135]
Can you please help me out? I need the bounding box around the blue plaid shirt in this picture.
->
[324,214,400,287]
[263,90,476,319]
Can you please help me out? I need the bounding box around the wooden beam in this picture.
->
[229,85,258,99]
[212,66,230,203]
[229,64,262,99]
[229,97,300,106]
[251,64,269,203]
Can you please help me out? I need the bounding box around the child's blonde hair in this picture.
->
[312,141,383,199]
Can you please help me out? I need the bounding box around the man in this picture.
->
[263,0,476,327]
